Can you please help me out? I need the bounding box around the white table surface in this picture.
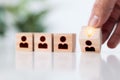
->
[0,50,120,80]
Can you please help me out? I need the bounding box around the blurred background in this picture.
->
[0,0,120,74]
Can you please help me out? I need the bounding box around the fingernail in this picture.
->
[89,15,99,27]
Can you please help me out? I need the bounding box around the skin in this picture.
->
[88,0,120,48]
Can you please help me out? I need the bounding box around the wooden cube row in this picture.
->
[16,26,102,53]
[16,33,76,52]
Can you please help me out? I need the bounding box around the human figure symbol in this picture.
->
[85,40,95,51]
[58,36,68,49]
[38,36,48,49]
[19,36,28,48]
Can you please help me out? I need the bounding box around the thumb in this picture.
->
[88,0,117,27]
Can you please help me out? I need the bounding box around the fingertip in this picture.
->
[107,41,116,49]
[88,15,99,27]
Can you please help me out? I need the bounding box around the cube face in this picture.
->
[34,33,53,52]
[53,33,76,52]
[16,33,33,52]
[79,26,102,53]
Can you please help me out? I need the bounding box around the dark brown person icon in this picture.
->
[58,36,68,49]
[19,36,28,48]
[85,40,95,51]
[38,36,48,49]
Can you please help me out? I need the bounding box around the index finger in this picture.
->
[88,0,117,28]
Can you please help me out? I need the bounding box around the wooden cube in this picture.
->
[79,26,102,53]
[34,33,53,52]
[53,33,76,52]
[16,33,33,52]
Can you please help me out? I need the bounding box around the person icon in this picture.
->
[58,36,68,49]
[85,40,95,51]
[19,36,28,48]
[38,36,48,49]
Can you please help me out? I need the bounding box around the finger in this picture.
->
[88,0,117,27]
[102,3,120,44]
[102,17,116,44]
[107,21,120,48]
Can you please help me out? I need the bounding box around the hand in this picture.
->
[88,0,120,48]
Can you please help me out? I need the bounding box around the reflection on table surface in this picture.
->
[1,52,120,80]
[16,52,76,72]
